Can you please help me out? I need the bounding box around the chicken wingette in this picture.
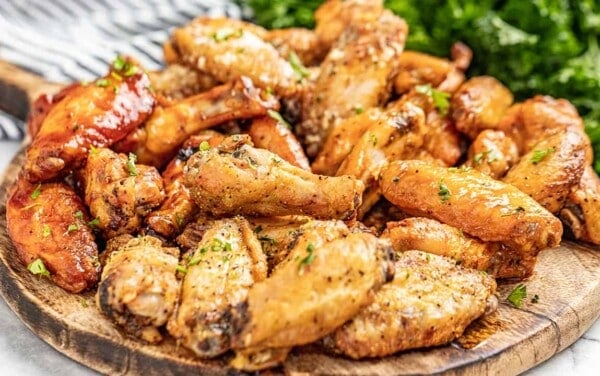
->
[184,135,364,220]
[325,250,497,359]
[97,235,180,343]
[465,129,519,179]
[167,217,267,358]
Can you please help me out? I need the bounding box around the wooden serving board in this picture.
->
[2,148,600,376]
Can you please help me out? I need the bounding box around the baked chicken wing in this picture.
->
[560,166,600,244]
[465,129,519,179]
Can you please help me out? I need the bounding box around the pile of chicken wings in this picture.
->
[6,0,599,371]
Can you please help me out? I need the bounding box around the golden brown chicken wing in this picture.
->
[6,179,100,293]
[247,114,310,170]
[23,60,155,182]
[97,235,180,343]
[84,148,165,238]
[560,166,600,244]
[503,130,587,213]
[147,64,219,100]
[300,9,407,156]
[167,217,267,358]
[451,76,513,139]
[380,160,563,255]
[168,17,298,96]
[27,83,80,139]
[184,135,364,220]
[264,28,328,66]
[229,231,394,371]
[325,250,496,359]
[465,129,519,179]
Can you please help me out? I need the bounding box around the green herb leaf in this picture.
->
[199,141,210,151]
[289,51,309,81]
[80,298,89,308]
[87,217,100,228]
[530,147,555,164]
[354,106,364,115]
[438,179,451,203]
[368,133,378,146]
[176,265,188,274]
[42,224,51,237]
[212,28,243,42]
[127,153,138,176]
[298,243,316,274]
[267,109,292,129]
[27,258,50,277]
[96,78,110,88]
[30,184,42,200]
[415,84,451,116]
[507,283,527,308]
[66,223,79,233]
[113,55,126,71]
[74,210,84,220]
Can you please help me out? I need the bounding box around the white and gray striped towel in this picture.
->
[0,0,243,140]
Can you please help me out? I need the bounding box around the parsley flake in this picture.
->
[27,258,50,277]
[212,28,243,42]
[267,109,292,129]
[438,179,451,203]
[530,147,555,164]
[127,153,138,176]
[289,51,309,81]
[176,265,188,274]
[96,78,110,88]
[66,223,79,233]
[74,210,84,220]
[42,224,51,237]
[298,243,316,274]
[415,84,451,116]
[199,141,210,151]
[113,55,126,71]
[354,106,364,115]
[507,283,527,308]
[368,133,378,146]
[30,184,42,200]
[87,217,100,228]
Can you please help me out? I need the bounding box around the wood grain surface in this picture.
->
[2,148,600,375]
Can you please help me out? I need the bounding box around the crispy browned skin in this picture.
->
[146,132,225,238]
[300,9,407,156]
[504,130,587,213]
[184,135,364,220]
[325,251,496,359]
[27,83,80,138]
[168,17,298,96]
[264,28,328,66]
[451,76,513,139]
[380,160,563,255]
[561,166,600,244]
[23,62,155,182]
[393,42,471,95]
[84,148,164,238]
[465,129,519,179]
[148,64,219,100]
[498,96,593,162]
[247,115,310,170]
[167,217,267,358]
[6,179,99,293]
[97,236,180,343]
[229,231,394,371]
[121,77,278,167]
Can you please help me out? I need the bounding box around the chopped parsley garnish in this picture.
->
[368,133,378,146]
[87,217,100,228]
[74,210,84,220]
[267,109,292,129]
[27,258,50,277]
[438,179,451,203]
[96,78,110,87]
[507,283,527,308]
[199,141,210,151]
[127,153,137,176]
[530,147,555,164]
[66,223,79,233]
[30,184,42,200]
[176,265,188,274]
[354,106,364,115]
[289,51,309,81]
[415,84,451,116]
[80,298,89,308]
[89,145,98,154]
[112,55,138,77]
[212,28,244,42]
[42,224,51,237]
[113,55,126,71]
[298,243,316,274]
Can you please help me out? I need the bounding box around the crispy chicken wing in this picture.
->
[264,28,328,66]
[560,166,600,244]
[167,217,267,358]
[325,250,496,359]
[23,61,155,182]
[229,231,394,371]
[168,17,297,96]
[247,115,310,170]
[84,148,165,238]
[118,77,277,167]
[184,135,364,220]
[300,9,407,156]
[27,83,80,139]
[503,130,587,213]
[148,64,219,100]
[145,132,225,238]
[380,160,563,254]
[6,179,99,293]
[451,76,513,139]
[97,235,180,343]
[465,129,519,179]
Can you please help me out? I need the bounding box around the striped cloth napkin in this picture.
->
[0,0,243,140]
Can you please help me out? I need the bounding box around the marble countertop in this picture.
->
[0,140,598,375]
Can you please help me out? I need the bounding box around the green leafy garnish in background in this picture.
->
[240,0,600,173]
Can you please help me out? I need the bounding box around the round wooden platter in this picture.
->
[2,148,600,376]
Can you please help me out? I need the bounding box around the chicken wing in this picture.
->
[27,83,80,138]
[147,64,219,100]
[229,231,394,370]
[97,235,180,343]
[300,9,407,156]
[145,132,225,238]
[23,59,155,182]
[247,115,310,170]
[167,217,267,358]
[465,129,519,179]
[184,135,364,220]
[560,166,600,244]
[168,17,297,96]
[503,130,587,213]
[84,148,165,238]
[325,250,496,359]
[6,179,99,293]
[264,28,328,66]
[118,77,278,167]
[380,160,563,254]
[451,76,513,139]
